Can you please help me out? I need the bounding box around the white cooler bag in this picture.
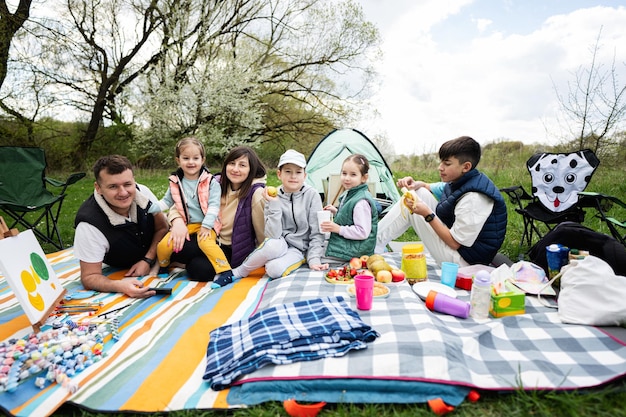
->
[558,255,626,326]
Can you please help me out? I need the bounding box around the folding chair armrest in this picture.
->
[500,185,532,198]
[607,195,626,210]
[607,217,626,228]
[45,177,65,188]
[578,191,619,212]
[66,172,87,186]
[45,172,86,190]
[499,185,533,210]
[577,191,606,201]
[499,185,520,193]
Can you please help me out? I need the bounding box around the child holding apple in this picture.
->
[149,137,234,279]
[211,149,327,287]
[319,154,379,263]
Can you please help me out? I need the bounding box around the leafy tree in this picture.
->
[131,0,379,164]
[47,0,166,164]
[0,0,34,141]
[2,0,379,168]
[0,0,31,89]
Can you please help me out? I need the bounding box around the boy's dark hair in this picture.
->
[439,136,481,169]
[220,146,267,199]
[93,155,134,183]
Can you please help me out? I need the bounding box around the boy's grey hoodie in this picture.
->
[264,183,325,267]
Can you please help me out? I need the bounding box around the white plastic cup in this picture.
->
[317,210,331,239]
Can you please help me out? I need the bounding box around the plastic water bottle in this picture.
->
[469,270,492,319]
[425,290,470,319]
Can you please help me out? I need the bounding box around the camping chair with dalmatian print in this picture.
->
[500,149,600,248]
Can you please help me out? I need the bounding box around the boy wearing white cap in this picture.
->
[211,149,328,287]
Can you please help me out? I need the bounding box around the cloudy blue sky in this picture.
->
[354,0,626,155]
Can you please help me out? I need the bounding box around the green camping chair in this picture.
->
[0,146,86,250]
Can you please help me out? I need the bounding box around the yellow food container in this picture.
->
[401,243,427,282]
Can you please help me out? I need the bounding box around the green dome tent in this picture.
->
[305,128,400,215]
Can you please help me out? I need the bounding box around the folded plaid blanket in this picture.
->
[203,295,380,390]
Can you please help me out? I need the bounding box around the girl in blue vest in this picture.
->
[150,137,233,278]
[321,154,378,262]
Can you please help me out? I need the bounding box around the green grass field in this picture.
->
[4,163,626,417]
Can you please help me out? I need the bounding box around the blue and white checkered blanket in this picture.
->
[229,252,626,396]
[203,295,379,390]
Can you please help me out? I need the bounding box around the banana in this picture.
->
[401,187,416,210]
[403,192,414,209]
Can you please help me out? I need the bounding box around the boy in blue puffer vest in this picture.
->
[375,136,507,266]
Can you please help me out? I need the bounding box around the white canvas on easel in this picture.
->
[0,228,66,331]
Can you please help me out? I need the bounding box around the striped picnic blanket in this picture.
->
[0,248,268,417]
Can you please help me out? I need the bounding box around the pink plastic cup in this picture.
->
[354,274,374,310]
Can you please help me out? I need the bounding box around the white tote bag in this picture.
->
[558,255,626,326]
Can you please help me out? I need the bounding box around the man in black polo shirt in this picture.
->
[74,155,168,298]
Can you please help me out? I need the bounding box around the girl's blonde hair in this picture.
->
[175,137,205,158]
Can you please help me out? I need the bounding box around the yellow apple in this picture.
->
[267,186,278,197]
[376,270,392,283]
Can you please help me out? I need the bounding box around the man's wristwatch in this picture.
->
[424,213,436,223]
[142,256,156,267]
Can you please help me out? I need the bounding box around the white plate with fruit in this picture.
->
[325,256,406,284]
[325,257,369,284]
[325,269,356,284]
[325,266,364,284]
